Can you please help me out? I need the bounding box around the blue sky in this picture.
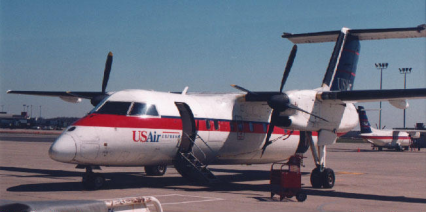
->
[1,0,425,129]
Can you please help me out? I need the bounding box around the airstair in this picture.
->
[173,134,218,184]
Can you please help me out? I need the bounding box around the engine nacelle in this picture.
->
[389,99,409,109]
[278,89,358,133]
[59,96,82,103]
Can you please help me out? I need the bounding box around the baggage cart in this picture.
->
[270,155,307,202]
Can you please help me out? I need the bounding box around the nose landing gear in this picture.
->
[82,166,105,190]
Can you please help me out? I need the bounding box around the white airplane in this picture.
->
[357,106,423,151]
[8,24,426,190]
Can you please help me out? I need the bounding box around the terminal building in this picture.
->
[0,111,77,130]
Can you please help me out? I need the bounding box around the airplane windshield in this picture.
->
[129,103,159,116]
[95,101,132,115]
[91,101,159,116]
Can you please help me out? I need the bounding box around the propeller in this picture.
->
[279,45,297,93]
[261,45,298,154]
[102,52,113,94]
[90,52,113,106]
[262,45,329,155]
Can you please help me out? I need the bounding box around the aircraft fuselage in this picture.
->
[49,89,358,167]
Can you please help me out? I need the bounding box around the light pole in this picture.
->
[375,63,388,129]
[399,68,412,128]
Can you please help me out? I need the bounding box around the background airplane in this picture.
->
[7,25,426,190]
[357,106,419,151]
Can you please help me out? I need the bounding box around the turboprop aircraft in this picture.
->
[7,24,426,190]
[357,106,423,151]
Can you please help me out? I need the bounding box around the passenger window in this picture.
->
[206,119,211,130]
[249,122,254,132]
[95,101,131,115]
[214,120,219,130]
[129,103,159,116]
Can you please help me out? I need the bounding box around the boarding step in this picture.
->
[173,152,218,184]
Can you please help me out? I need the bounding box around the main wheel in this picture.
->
[310,168,322,188]
[82,173,105,190]
[322,168,335,188]
[145,165,167,176]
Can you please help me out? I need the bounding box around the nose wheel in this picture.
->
[82,166,105,190]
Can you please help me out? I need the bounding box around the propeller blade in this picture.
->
[231,84,258,96]
[279,45,297,93]
[261,110,280,155]
[102,52,113,93]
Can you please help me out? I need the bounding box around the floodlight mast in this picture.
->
[399,67,412,128]
[375,63,388,129]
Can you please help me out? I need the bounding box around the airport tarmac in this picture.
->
[1,132,425,212]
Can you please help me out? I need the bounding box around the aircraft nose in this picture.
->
[49,134,77,162]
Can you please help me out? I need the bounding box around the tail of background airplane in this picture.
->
[357,106,372,133]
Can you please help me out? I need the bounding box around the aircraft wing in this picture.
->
[392,129,426,133]
[6,90,107,104]
[241,88,426,103]
[283,24,426,44]
[7,90,103,99]
[317,88,426,102]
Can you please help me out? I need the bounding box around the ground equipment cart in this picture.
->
[270,155,307,202]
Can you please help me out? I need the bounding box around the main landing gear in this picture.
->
[309,144,335,189]
[310,166,335,188]
[82,166,105,190]
[145,165,167,176]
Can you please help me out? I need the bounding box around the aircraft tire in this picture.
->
[145,165,167,176]
[82,173,105,190]
[310,168,322,188]
[296,192,307,202]
[322,168,335,188]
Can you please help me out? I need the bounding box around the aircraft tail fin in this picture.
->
[357,106,372,133]
[321,29,360,91]
[282,24,425,91]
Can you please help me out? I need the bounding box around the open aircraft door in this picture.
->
[175,102,197,153]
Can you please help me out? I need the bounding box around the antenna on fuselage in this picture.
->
[182,86,189,95]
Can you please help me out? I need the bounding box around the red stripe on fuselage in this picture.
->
[73,114,306,135]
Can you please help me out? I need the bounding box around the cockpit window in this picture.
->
[95,101,131,115]
[129,103,159,116]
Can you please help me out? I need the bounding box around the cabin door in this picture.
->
[175,102,196,153]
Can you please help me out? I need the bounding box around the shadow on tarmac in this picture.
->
[304,189,426,204]
[3,166,426,204]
